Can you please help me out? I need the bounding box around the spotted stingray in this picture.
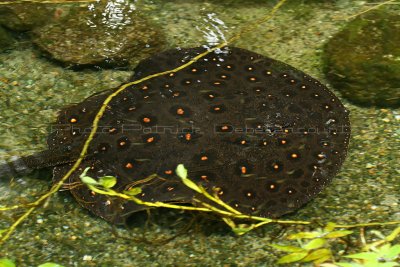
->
[0,47,350,224]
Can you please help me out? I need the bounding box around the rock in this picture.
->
[323,9,400,108]
[0,26,15,52]
[32,1,165,68]
[0,3,57,31]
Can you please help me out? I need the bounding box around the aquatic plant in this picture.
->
[269,223,400,266]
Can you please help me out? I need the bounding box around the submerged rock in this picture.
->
[32,2,165,68]
[0,3,57,31]
[0,26,15,52]
[323,9,400,108]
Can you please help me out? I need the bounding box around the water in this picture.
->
[0,1,399,266]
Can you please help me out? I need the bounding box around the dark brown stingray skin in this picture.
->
[43,46,351,224]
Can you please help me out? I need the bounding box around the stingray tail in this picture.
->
[0,150,77,179]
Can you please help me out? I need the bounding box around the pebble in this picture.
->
[83,255,93,261]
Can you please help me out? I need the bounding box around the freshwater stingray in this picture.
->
[0,46,350,224]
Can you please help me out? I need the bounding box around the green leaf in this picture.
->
[80,175,98,186]
[287,231,320,239]
[176,164,188,179]
[301,248,331,262]
[324,230,353,238]
[38,263,65,267]
[344,252,378,261]
[303,238,327,250]
[385,244,400,259]
[0,258,16,267]
[268,244,305,253]
[123,187,142,196]
[99,176,117,189]
[277,252,308,264]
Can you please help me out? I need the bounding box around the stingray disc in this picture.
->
[48,46,350,224]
